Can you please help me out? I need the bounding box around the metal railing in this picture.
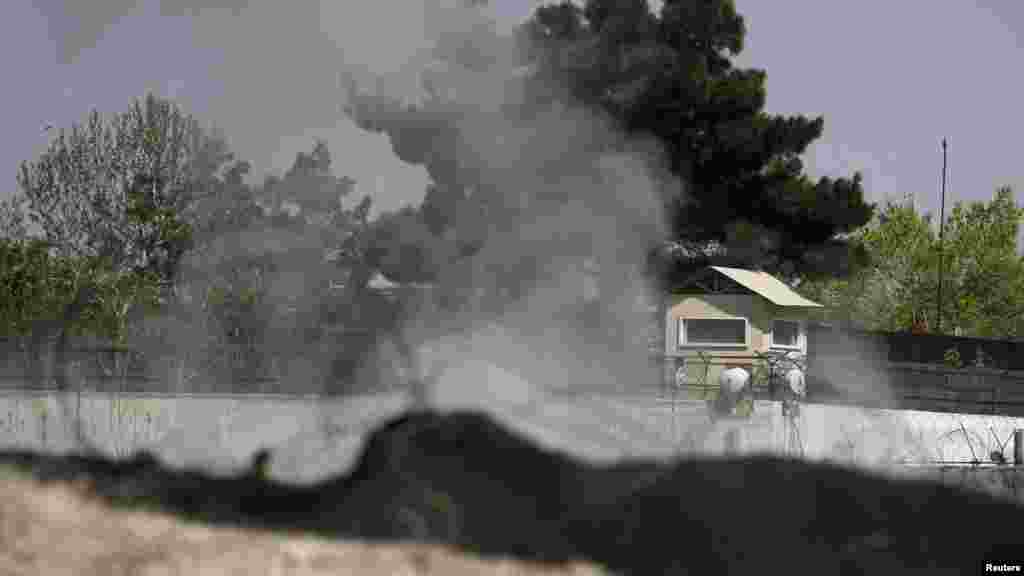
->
[652,350,807,400]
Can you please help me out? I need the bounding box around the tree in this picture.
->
[181,155,262,251]
[522,0,874,279]
[344,0,874,289]
[0,194,29,241]
[939,187,1024,337]
[0,239,70,338]
[798,200,937,332]
[254,140,356,228]
[16,94,211,295]
[11,100,387,392]
[0,235,161,393]
[798,187,1024,338]
[10,95,277,391]
[177,139,379,392]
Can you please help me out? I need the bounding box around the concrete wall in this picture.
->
[493,394,1024,470]
[0,390,409,483]
[720,400,1024,466]
[0,389,1021,497]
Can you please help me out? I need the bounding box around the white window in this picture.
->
[771,319,803,350]
[678,318,748,347]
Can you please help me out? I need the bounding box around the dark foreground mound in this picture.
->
[2,408,1022,575]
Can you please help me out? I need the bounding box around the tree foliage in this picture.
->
[270,140,355,219]
[181,155,262,252]
[0,195,29,241]
[5,92,393,391]
[524,0,874,279]
[0,237,160,345]
[0,239,72,337]
[16,94,205,290]
[9,95,278,377]
[798,187,1024,338]
[176,139,384,390]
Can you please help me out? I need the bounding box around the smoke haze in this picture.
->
[332,3,679,417]
[35,0,934,468]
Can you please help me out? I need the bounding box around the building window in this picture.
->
[771,319,803,350]
[679,318,748,347]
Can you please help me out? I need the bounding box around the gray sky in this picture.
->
[3,1,1022,227]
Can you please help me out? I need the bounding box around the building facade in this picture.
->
[658,266,825,400]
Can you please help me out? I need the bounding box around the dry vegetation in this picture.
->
[0,465,605,576]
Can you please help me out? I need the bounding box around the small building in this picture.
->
[660,266,825,399]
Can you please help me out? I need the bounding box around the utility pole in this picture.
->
[937,139,948,334]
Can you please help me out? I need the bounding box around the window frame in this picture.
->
[770,318,805,352]
[678,317,750,348]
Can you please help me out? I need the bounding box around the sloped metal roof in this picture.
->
[367,271,400,291]
[709,266,824,308]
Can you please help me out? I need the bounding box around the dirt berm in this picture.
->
[1,408,1021,574]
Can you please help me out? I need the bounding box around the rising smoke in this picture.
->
[43,0,679,395]
[337,2,680,421]
[810,327,935,466]
[40,0,933,466]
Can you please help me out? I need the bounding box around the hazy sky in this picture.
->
[3,1,1022,229]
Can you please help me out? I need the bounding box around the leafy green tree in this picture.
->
[939,187,1024,337]
[0,239,67,337]
[798,187,1024,337]
[10,95,268,389]
[16,94,213,294]
[10,100,383,392]
[799,201,936,331]
[524,0,874,279]
[0,236,161,390]
[11,93,317,391]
